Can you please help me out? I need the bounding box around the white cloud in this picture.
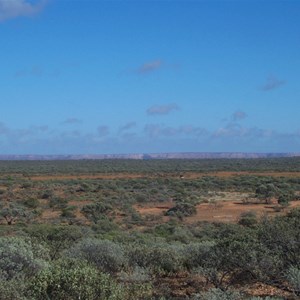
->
[137,60,162,74]
[97,125,109,137]
[119,121,136,132]
[0,0,46,22]
[61,118,82,125]
[232,111,247,121]
[147,103,179,116]
[260,75,285,91]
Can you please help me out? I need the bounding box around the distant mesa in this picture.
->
[0,152,299,160]
[142,154,154,160]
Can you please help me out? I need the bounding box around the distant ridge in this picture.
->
[0,152,299,160]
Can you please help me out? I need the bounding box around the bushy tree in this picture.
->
[255,184,278,204]
[258,209,300,270]
[195,230,279,290]
[26,225,84,260]
[277,191,293,209]
[0,203,29,225]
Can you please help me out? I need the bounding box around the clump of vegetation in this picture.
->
[165,202,197,218]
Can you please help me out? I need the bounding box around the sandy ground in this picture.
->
[135,196,300,223]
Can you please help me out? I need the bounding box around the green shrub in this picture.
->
[182,241,215,270]
[49,197,68,210]
[247,297,283,300]
[23,198,39,209]
[0,237,49,281]
[0,279,27,300]
[60,206,76,218]
[81,202,113,223]
[198,288,241,300]
[127,243,182,274]
[286,266,300,295]
[238,211,257,227]
[67,239,127,274]
[28,259,124,300]
[26,225,84,260]
[165,202,196,218]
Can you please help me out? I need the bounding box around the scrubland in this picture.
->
[0,158,300,299]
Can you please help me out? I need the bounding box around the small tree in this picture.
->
[255,184,278,204]
[278,191,293,209]
[0,203,29,225]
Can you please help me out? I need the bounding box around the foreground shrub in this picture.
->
[28,259,123,300]
[286,266,300,296]
[194,231,280,290]
[66,238,127,273]
[0,237,49,281]
[182,241,215,270]
[26,225,84,260]
[127,243,183,274]
[0,279,27,300]
[195,288,241,300]
[247,297,283,300]
[29,259,152,300]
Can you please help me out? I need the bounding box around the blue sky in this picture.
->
[0,0,300,154]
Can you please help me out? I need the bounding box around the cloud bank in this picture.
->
[0,115,299,154]
[0,0,46,22]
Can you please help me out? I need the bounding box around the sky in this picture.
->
[0,0,300,155]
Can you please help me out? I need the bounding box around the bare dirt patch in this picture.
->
[135,195,300,224]
[28,173,146,181]
[182,171,300,179]
[136,202,173,215]
[25,171,300,181]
